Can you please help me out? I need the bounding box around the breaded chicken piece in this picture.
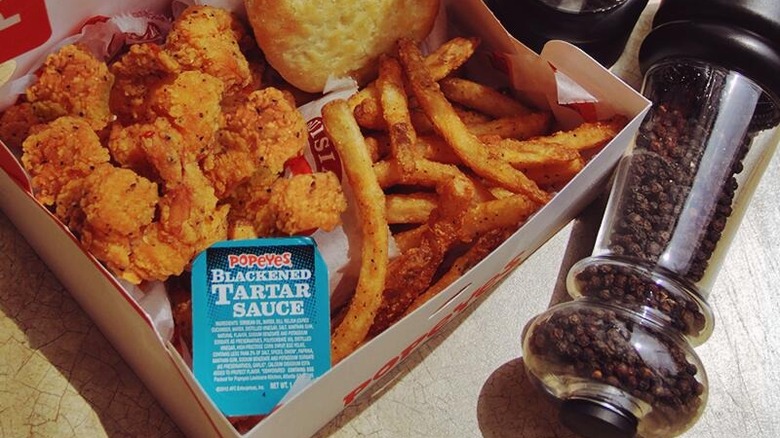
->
[78,164,159,279]
[165,5,252,93]
[128,163,228,283]
[225,167,278,238]
[26,44,114,130]
[203,87,307,197]
[149,70,225,156]
[268,172,347,235]
[107,117,187,184]
[156,162,229,251]
[80,164,159,237]
[80,163,228,284]
[0,102,46,151]
[109,43,181,125]
[21,117,111,205]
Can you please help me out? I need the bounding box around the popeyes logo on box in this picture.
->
[0,0,51,64]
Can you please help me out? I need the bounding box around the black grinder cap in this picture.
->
[486,0,649,67]
[638,0,780,102]
[559,398,638,438]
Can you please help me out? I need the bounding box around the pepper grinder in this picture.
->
[485,0,649,66]
[521,1,780,437]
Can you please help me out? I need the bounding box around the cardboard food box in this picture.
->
[0,0,649,436]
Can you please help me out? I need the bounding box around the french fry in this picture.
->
[385,193,437,224]
[353,96,384,130]
[322,99,390,363]
[455,106,492,124]
[405,227,514,314]
[378,56,418,173]
[460,194,540,241]
[414,135,462,165]
[369,176,475,336]
[349,37,480,128]
[485,136,580,168]
[393,224,427,253]
[363,136,383,162]
[467,112,553,139]
[522,155,586,188]
[409,105,435,134]
[320,35,626,357]
[534,116,627,151]
[373,157,463,188]
[440,77,532,118]
[424,36,480,80]
[397,38,551,204]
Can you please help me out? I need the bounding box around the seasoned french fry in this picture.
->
[363,136,383,162]
[409,104,435,134]
[405,227,514,314]
[425,36,480,80]
[455,106,492,124]
[460,194,540,241]
[320,35,626,355]
[532,116,628,151]
[374,157,463,188]
[378,56,418,173]
[353,98,385,130]
[414,135,461,165]
[393,224,427,253]
[349,37,480,128]
[322,99,390,363]
[485,136,580,168]
[369,176,475,336]
[440,77,532,118]
[397,38,551,204]
[385,192,437,224]
[523,155,586,188]
[467,112,553,139]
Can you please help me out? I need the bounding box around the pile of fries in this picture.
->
[323,36,627,363]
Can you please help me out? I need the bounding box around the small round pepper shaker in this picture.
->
[521,0,780,436]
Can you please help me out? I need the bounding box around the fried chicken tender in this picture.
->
[225,167,278,239]
[79,164,159,278]
[109,43,181,125]
[165,5,252,93]
[26,44,114,130]
[80,162,228,284]
[203,87,307,197]
[268,172,347,235]
[108,71,223,182]
[0,102,46,151]
[149,70,225,156]
[156,162,229,251]
[21,116,111,205]
[107,117,187,183]
[81,164,159,236]
[127,164,229,283]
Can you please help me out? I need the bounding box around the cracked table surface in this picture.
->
[2,1,780,437]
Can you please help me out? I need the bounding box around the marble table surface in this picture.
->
[3,1,780,437]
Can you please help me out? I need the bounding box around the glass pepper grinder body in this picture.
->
[522,1,780,437]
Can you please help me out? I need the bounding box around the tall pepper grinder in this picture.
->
[521,1,780,437]
[485,0,649,66]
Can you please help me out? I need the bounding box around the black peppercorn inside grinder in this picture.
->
[485,0,649,66]
[521,0,780,437]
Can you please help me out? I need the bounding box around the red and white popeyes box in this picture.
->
[0,0,650,436]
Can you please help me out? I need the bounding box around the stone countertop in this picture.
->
[2,1,780,437]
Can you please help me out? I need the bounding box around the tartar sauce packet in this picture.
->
[191,237,331,416]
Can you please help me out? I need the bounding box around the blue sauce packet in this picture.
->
[191,237,331,416]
